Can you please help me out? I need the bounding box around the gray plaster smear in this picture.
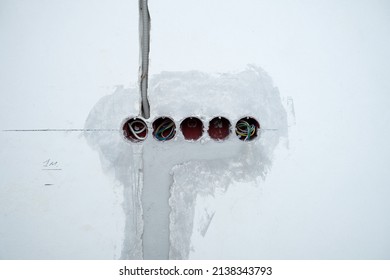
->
[84,65,288,259]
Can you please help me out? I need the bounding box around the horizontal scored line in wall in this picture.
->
[2,129,119,132]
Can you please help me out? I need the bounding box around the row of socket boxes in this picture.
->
[122,116,260,142]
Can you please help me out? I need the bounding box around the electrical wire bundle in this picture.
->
[127,120,147,141]
[236,120,256,141]
[154,119,175,141]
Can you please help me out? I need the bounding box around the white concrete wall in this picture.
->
[1,0,390,259]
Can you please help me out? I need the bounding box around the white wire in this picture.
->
[131,120,147,133]
[128,121,147,140]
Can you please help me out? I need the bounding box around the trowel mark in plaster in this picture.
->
[169,143,277,259]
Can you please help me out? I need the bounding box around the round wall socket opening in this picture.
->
[152,116,176,141]
[122,117,148,143]
[208,116,231,141]
[180,117,204,141]
[235,117,260,141]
